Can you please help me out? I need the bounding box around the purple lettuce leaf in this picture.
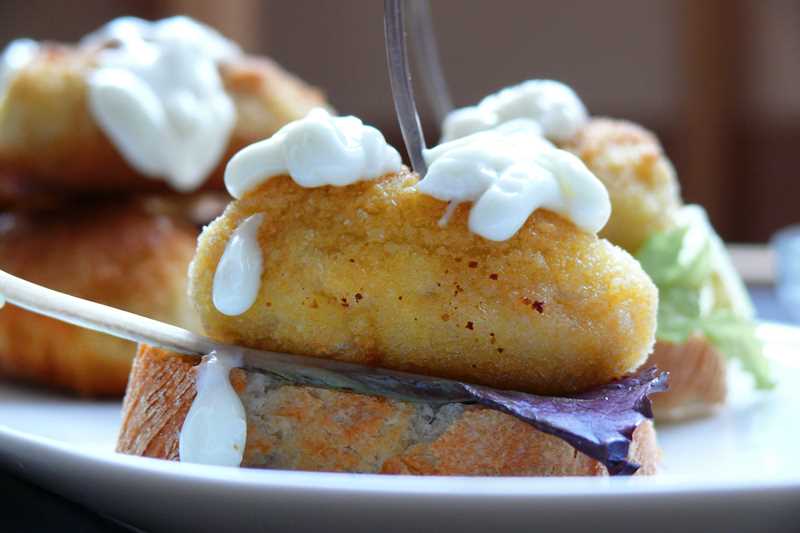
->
[464,367,668,475]
[241,346,668,476]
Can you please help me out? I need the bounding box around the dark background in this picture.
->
[2,0,799,241]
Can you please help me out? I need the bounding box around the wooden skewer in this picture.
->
[0,268,214,357]
[0,267,476,403]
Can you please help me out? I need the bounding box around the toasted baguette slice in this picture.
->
[647,336,727,421]
[0,44,327,194]
[0,201,199,396]
[118,345,659,476]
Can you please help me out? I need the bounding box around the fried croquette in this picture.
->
[188,169,658,396]
[561,118,682,253]
[118,345,659,475]
[0,200,199,395]
[0,44,327,194]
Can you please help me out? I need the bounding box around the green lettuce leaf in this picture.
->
[636,227,774,389]
[655,286,704,343]
[636,226,713,289]
[701,310,774,389]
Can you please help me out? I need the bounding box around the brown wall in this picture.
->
[1,0,798,242]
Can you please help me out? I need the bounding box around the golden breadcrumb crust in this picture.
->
[118,345,658,476]
[562,118,682,253]
[0,201,199,395]
[189,169,657,395]
[647,337,727,421]
[0,44,327,193]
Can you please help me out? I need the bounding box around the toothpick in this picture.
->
[0,269,214,356]
[0,267,471,402]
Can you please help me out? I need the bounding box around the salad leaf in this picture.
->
[702,311,774,389]
[655,287,773,388]
[636,226,713,289]
[636,225,774,388]
[243,346,667,476]
[655,286,705,343]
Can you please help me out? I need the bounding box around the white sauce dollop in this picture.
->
[418,120,610,241]
[224,108,402,198]
[86,16,240,192]
[441,79,588,144]
[179,350,247,467]
[0,39,40,97]
[81,16,240,61]
[213,213,264,316]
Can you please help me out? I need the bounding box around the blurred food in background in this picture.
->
[0,10,329,394]
[5,0,792,241]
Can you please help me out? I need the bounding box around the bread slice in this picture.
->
[118,345,659,476]
[647,336,727,421]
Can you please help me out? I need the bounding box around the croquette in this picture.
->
[189,169,658,395]
[0,44,327,193]
[0,200,199,395]
[562,118,682,252]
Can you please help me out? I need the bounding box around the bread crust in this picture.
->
[0,44,327,194]
[0,201,199,395]
[647,336,727,421]
[118,345,659,476]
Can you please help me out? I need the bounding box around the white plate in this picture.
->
[1,323,799,533]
